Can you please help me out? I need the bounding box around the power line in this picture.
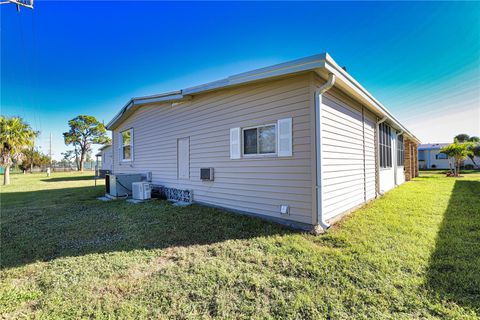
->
[49,132,52,165]
[16,10,27,118]
[30,7,41,134]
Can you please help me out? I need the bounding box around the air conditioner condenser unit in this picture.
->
[106,174,143,197]
[132,182,152,200]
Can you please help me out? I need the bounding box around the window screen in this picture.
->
[243,125,276,155]
[397,134,404,166]
[121,129,132,160]
[379,123,392,168]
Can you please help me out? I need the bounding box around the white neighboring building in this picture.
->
[418,143,480,169]
[96,144,113,176]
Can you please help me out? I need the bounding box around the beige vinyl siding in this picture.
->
[364,109,376,201]
[317,79,378,220]
[113,74,314,225]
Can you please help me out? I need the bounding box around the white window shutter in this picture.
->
[277,118,292,157]
[130,129,134,162]
[230,128,241,159]
[118,132,123,160]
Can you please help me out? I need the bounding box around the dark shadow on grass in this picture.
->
[1,186,291,269]
[426,180,480,312]
[41,175,95,182]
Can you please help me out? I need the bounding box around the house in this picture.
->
[95,144,113,177]
[418,143,479,169]
[106,53,420,233]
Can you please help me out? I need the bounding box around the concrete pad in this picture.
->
[97,196,112,202]
[126,199,144,204]
[173,201,191,207]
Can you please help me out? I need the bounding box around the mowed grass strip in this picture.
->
[1,171,479,319]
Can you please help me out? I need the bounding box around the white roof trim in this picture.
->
[322,54,419,142]
[106,53,420,143]
[182,53,327,95]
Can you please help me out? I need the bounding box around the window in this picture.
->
[120,129,132,161]
[436,153,448,160]
[230,118,292,159]
[418,150,425,161]
[242,124,276,155]
[397,134,404,166]
[379,123,392,168]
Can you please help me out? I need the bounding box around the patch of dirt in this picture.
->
[128,254,177,280]
[2,301,38,320]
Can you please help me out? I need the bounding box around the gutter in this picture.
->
[106,53,420,145]
[323,54,420,144]
[314,73,336,231]
[106,91,183,130]
[394,130,404,185]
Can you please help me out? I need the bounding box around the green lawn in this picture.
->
[1,171,479,319]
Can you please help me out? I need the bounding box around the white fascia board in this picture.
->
[108,54,330,130]
[134,92,183,105]
[106,99,134,130]
[106,92,183,130]
[183,54,328,95]
[106,53,420,144]
[323,54,421,144]
[232,53,327,80]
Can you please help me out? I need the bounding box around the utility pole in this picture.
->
[49,133,52,166]
[30,143,34,173]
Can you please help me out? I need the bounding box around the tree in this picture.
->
[454,134,470,143]
[63,115,110,172]
[449,134,480,168]
[85,150,93,162]
[61,150,79,170]
[467,142,480,168]
[0,116,38,185]
[440,139,474,176]
[18,148,50,172]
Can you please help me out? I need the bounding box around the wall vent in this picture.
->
[200,168,214,181]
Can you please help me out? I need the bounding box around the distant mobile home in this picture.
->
[106,53,420,232]
[95,144,113,176]
[418,143,479,169]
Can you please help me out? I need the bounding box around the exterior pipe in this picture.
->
[393,130,404,186]
[377,116,387,125]
[375,117,388,196]
[314,73,336,232]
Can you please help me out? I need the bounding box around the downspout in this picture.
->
[394,130,404,186]
[375,117,387,196]
[314,73,336,231]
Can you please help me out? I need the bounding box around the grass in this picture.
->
[1,171,479,319]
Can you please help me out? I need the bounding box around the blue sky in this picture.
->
[1,1,479,160]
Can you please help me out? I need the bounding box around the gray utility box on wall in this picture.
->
[200,168,214,181]
[106,174,143,197]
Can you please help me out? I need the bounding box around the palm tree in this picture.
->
[440,139,474,177]
[0,116,38,185]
